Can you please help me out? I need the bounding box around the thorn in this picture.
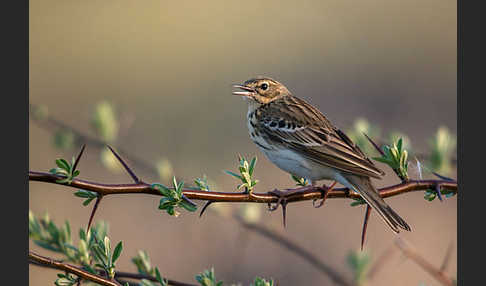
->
[72,144,86,172]
[182,195,197,207]
[435,184,444,202]
[361,205,372,251]
[281,201,287,228]
[107,145,140,183]
[363,133,385,156]
[432,172,455,182]
[199,201,214,218]
[87,196,102,233]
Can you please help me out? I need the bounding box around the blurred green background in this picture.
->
[29,0,456,285]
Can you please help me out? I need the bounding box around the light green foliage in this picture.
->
[347,250,371,286]
[91,236,123,279]
[350,197,366,207]
[152,176,198,217]
[49,157,81,184]
[74,190,98,206]
[195,175,211,192]
[291,174,309,186]
[31,104,49,121]
[29,211,123,283]
[155,158,174,182]
[195,268,223,286]
[250,277,274,286]
[100,148,124,173]
[373,137,409,181]
[131,251,169,286]
[424,188,456,202]
[237,204,262,224]
[53,129,76,150]
[225,156,259,193]
[29,210,75,257]
[428,126,456,175]
[91,100,119,143]
[388,131,412,152]
[55,273,78,286]
[132,250,155,276]
[346,118,381,156]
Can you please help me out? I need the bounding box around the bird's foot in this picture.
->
[312,181,337,208]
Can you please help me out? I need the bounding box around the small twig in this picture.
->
[29,251,122,286]
[394,238,455,286]
[87,196,103,233]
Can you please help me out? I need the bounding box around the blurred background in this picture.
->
[29,0,456,285]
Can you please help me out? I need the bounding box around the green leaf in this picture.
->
[33,240,60,252]
[350,198,366,207]
[224,170,242,180]
[397,137,403,153]
[112,241,123,264]
[56,159,71,172]
[155,267,163,284]
[83,265,97,274]
[152,183,172,197]
[180,200,198,212]
[248,157,257,176]
[82,197,96,206]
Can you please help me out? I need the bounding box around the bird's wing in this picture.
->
[255,96,385,179]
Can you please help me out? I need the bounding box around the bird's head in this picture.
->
[232,77,291,105]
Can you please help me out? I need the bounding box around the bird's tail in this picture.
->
[337,173,411,233]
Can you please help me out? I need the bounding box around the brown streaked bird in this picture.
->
[232,77,411,233]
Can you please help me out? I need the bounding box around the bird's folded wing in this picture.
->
[256,97,385,179]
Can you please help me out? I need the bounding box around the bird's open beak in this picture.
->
[232,84,255,97]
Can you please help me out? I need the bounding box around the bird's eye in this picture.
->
[260,83,269,90]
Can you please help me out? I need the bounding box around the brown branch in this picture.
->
[29,171,457,204]
[394,238,455,286]
[29,251,122,286]
[233,215,355,286]
[114,271,197,286]
[29,251,197,286]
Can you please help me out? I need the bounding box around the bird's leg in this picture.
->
[313,181,337,208]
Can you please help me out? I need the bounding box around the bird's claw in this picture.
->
[312,181,337,209]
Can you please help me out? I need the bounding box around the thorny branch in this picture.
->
[29,251,198,286]
[29,107,458,285]
[29,251,122,286]
[29,170,457,205]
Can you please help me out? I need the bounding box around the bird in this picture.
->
[232,76,411,233]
